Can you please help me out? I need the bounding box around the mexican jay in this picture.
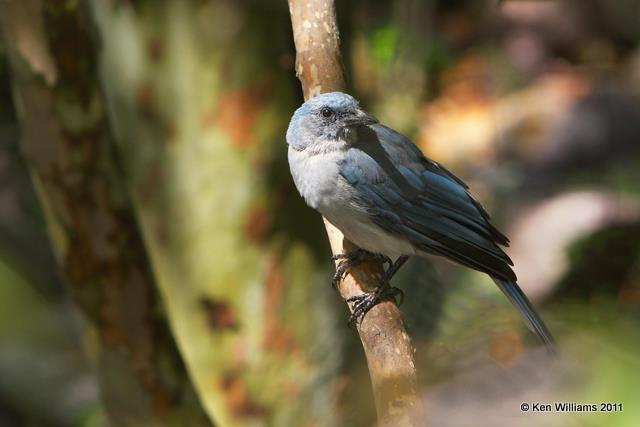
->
[286,91,554,351]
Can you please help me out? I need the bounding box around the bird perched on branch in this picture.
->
[286,91,555,352]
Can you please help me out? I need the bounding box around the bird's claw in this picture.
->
[330,249,391,289]
[331,253,350,262]
[331,250,404,324]
[331,261,351,289]
[347,284,404,326]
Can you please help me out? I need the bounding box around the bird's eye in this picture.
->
[320,107,334,118]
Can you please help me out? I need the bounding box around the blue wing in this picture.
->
[340,125,557,350]
[339,124,515,281]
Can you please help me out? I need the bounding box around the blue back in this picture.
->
[339,124,516,281]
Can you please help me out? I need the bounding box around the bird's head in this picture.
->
[286,92,378,151]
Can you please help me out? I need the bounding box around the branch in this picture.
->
[288,1,424,425]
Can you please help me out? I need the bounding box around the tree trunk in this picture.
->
[0,1,211,426]
[88,1,342,425]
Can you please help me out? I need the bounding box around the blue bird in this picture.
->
[286,91,555,351]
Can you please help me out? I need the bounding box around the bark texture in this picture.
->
[88,1,341,426]
[288,1,425,425]
[0,1,211,426]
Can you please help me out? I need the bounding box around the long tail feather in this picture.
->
[492,277,556,354]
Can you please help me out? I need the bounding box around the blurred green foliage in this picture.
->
[370,25,398,70]
[0,256,106,427]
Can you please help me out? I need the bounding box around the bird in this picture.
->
[286,91,555,352]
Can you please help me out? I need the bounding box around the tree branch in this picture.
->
[288,1,424,425]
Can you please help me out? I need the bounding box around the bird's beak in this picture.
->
[344,108,379,127]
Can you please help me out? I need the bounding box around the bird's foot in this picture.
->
[347,282,404,326]
[330,249,391,289]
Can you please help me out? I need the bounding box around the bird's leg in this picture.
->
[330,249,391,289]
[383,255,409,282]
[347,255,409,324]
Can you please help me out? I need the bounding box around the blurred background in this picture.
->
[1,0,639,426]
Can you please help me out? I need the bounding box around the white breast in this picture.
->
[288,146,415,259]
[288,146,342,211]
